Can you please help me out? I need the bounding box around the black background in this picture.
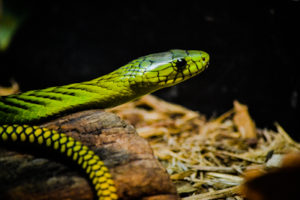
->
[1,1,299,139]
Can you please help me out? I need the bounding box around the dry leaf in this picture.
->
[233,100,257,139]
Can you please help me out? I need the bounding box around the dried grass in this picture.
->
[109,95,300,200]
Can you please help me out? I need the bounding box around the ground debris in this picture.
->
[109,95,300,200]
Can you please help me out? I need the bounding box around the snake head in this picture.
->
[124,49,209,91]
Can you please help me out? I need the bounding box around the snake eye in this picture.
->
[176,58,187,69]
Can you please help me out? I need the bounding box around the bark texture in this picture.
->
[0,109,178,200]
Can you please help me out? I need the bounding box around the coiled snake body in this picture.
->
[0,49,209,200]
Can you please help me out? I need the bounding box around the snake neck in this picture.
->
[0,73,150,124]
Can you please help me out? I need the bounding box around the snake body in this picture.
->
[0,49,209,200]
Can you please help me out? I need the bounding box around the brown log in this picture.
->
[0,110,178,200]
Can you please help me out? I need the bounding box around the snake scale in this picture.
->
[0,49,209,200]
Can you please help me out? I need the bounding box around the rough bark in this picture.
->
[0,109,178,200]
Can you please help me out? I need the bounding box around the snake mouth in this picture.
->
[160,64,203,87]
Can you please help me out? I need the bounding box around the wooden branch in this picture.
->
[0,110,178,200]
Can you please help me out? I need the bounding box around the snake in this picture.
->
[0,49,209,200]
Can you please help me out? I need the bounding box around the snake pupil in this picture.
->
[176,59,187,69]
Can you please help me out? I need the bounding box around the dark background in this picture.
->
[1,1,299,139]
